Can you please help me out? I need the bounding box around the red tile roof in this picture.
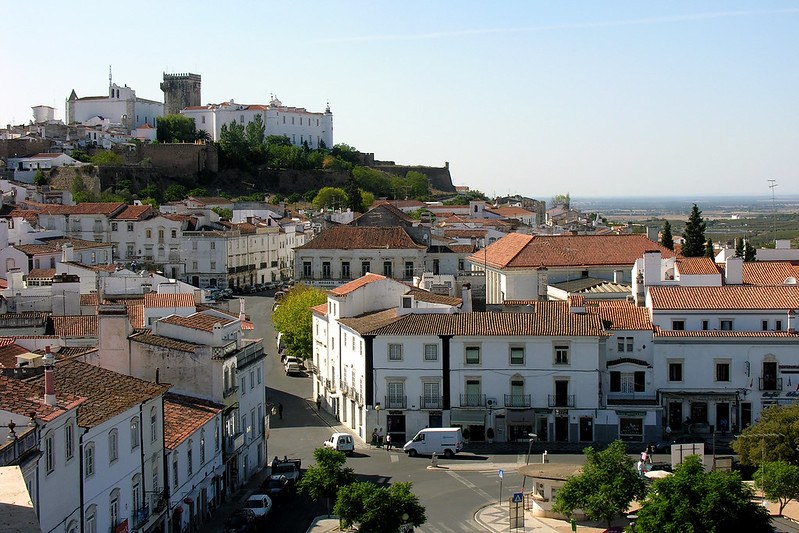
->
[298,226,426,251]
[469,233,674,269]
[21,202,126,216]
[311,303,328,316]
[649,285,799,310]
[144,293,196,309]
[406,288,462,306]
[130,332,199,353]
[328,273,388,296]
[677,257,720,276]
[0,343,29,369]
[743,261,799,286]
[27,269,56,278]
[588,301,652,330]
[490,206,536,218]
[112,205,153,220]
[14,238,110,255]
[127,304,145,329]
[159,313,236,332]
[442,229,488,239]
[27,359,170,427]
[52,315,98,337]
[80,294,99,306]
[0,375,85,422]
[163,393,223,449]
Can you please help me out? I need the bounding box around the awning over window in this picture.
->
[505,409,535,423]
[450,408,485,424]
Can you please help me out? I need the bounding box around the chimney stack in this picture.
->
[43,346,56,406]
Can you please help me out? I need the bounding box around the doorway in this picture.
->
[715,403,730,434]
[691,402,708,424]
[740,402,752,429]
[536,416,549,442]
[579,416,593,442]
[387,414,407,445]
[668,402,683,431]
[555,416,569,442]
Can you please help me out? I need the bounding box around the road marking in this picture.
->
[390,453,399,463]
[447,471,494,501]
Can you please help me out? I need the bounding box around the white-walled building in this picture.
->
[67,82,163,133]
[5,153,81,184]
[181,96,332,148]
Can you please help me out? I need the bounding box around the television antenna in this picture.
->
[768,179,778,246]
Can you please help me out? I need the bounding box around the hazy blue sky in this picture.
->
[3,1,797,198]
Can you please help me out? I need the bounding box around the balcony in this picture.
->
[225,432,245,457]
[339,381,349,395]
[504,394,532,408]
[384,396,407,409]
[548,394,575,408]
[0,427,38,466]
[759,377,783,391]
[420,396,443,410]
[460,393,486,407]
[222,385,239,399]
[132,503,151,530]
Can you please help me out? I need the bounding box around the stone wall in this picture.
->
[0,139,53,159]
[140,143,218,176]
[48,166,101,196]
[372,162,455,192]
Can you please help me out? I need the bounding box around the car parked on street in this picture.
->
[243,493,273,518]
[260,474,291,501]
[323,433,355,455]
[653,434,706,453]
[224,509,255,533]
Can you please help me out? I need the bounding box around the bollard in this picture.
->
[431,452,438,468]
[543,450,548,464]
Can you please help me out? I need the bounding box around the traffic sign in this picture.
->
[512,492,523,503]
[498,469,504,479]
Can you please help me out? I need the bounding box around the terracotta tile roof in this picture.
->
[328,273,388,296]
[677,257,721,276]
[448,244,478,253]
[442,229,488,239]
[7,209,40,223]
[490,206,536,217]
[354,203,414,223]
[297,226,426,251]
[338,308,401,333]
[311,303,328,316]
[648,285,799,310]
[112,205,153,220]
[21,202,126,216]
[0,343,29,369]
[371,199,427,210]
[51,315,98,337]
[163,393,223,449]
[406,288,462,306]
[27,359,170,427]
[469,233,674,269]
[188,196,232,205]
[587,301,652,330]
[80,293,99,306]
[144,293,196,309]
[343,302,607,337]
[127,304,145,329]
[743,261,799,286]
[653,327,799,338]
[14,238,109,256]
[159,312,236,332]
[27,268,56,278]
[130,332,199,353]
[0,278,7,289]
[0,375,84,422]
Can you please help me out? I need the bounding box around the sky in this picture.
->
[3,1,798,199]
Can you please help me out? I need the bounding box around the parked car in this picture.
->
[264,281,276,290]
[243,493,273,517]
[224,509,255,533]
[270,457,302,486]
[284,356,305,371]
[653,434,706,453]
[285,361,303,376]
[323,433,355,456]
[260,474,291,501]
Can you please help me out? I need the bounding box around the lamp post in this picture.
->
[375,403,381,434]
[521,433,537,491]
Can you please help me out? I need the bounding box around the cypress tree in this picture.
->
[744,240,757,262]
[734,237,744,258]
[661,221,674,250]
[682,204,707,257]
[705,238,715,257]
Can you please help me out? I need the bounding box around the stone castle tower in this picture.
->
[160,72,201,115]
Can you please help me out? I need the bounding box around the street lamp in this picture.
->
[375,403,381,432]
[521,433,538,490]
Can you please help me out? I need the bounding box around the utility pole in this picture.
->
[768,179,778,246]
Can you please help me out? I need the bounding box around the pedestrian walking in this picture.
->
[316,394,322,411]
[637,458,644,477]
[278,402,283,420]
[371,428,378,447]
[378,427,384,448]
[271,456,279,471]
[385,433,392,451]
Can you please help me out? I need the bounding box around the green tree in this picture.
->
[733,405,799,466]
[163,184,187,202]
[635,456,771,533]
[140,185,163,204]
[404,171,430,198]
[681,204,707,257]
[361,190,375,209]
[212,207,232,220]
[335,481,426,533]
[71,176,94,203]
[245,114,266,163]
[331,143,360,166]
[187,188,209,197]
[661,220,674,250]
[297,447,355,513]
[33,170,47,186]
[218,120,248,167]
[704,238,714,257]
[271,285,327,359]
[194,129,211,143]
[70,149,90,162]
[344,177,364,213]
[552,193,570,209]
[353,166,392,197]
[755,460,799,515]
[312,187,348,211]
[744,240,757,262]
[735,236,745,257]
[90,150,124,166]
[156,114,197,143]
[286,193,302,204]
[551,440,646,527]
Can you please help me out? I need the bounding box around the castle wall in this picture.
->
[161,73,202,116]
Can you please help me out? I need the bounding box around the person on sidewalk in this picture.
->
[271,456,279,472]
[278,402,283,420]
[371,428,378,447]
[316,394,322,411]
[378,427,384,448]
[385,433,392,451]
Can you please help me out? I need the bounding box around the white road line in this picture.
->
[390,453,399,463]
[446,471,494,501]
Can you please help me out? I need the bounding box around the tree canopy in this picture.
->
[551,440,646,527]
[732,405,799,466]
[681,204,707,257]
[312,187,348,211]
[552,193,571,209]
[634,455,771,533]
[90,150,124,166]
[271,285,327,359]
[156,114,197,143]
[755,460,799,515]
[335,481,426,533]
[661,220,674,250]
[297,447,354,513]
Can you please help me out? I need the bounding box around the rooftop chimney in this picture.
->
[43,346,56,406]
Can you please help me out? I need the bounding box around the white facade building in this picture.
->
[67,82,163,133]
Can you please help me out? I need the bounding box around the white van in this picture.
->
[403,428,463,457]
[323,433,355,455]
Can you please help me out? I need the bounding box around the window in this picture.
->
[240,376,246,395]
[424,344,438,361]
[215,421,220,451]
[617,337,633,352]
[150,407,158,442]
[716,362,730,382]
[341,261,350,279]
[85,505,97,533]
[458,259,465,270]
[257,367,262,384]
[762,320,769,331]
[45,434,55,474]
[200,430,206,464]
[109,429,119,463]
[423,382,440,407]
[404,261,414,278]
[362,261,370,275]
[65,423,74,460]
[777,320,783,331]
[387,381,405,407]
[111,222,118,231]
[668,362,683,382]
[192,261,198,270]
[303,261,312,277]
[210,261,216,270]
[720,320,733,331]
[127,222,134,231]
[388,344,403,361]
[146,229,152,239]
[672,320,685,330]
[554,345,569,365]
[250,370,255,390]
[187,439,193,475]
[172,454,179,488]
[158,229,164,241]
[192,241,198,250]
[84,443,95,477]
[510,347,525,365]
[465,346,481,365]
[702,320,709,330]
[610,371,645,393]
[383,261,392,277]
[171,229,177,238]
[322,261,331,279]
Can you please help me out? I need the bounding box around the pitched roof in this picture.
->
[468,233,674,269]
[587,301,652,330]
[311,303,328,316]
[490,205,536,217]
[0,375,84,422]
[112,205,153,220]
[743,261,799,286]
[14,238,110,256]
[0,343,30,369]
[127,303,145,329]
[27,268,56,278]
[297,226,426,251]
[648,285,799,310]
[130,332,199,353]
[344,303,607,337]
[163,393,223,449]
[21,202,126,216]
[28,359,169,427]
[328,273,388,296]
[406,288,462,306]
[677,257,721,276]
[159,312,236,332]
[80,293,99,306]
[144,293,196,309]
[51,315,98,337]
[653,327,798,338]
